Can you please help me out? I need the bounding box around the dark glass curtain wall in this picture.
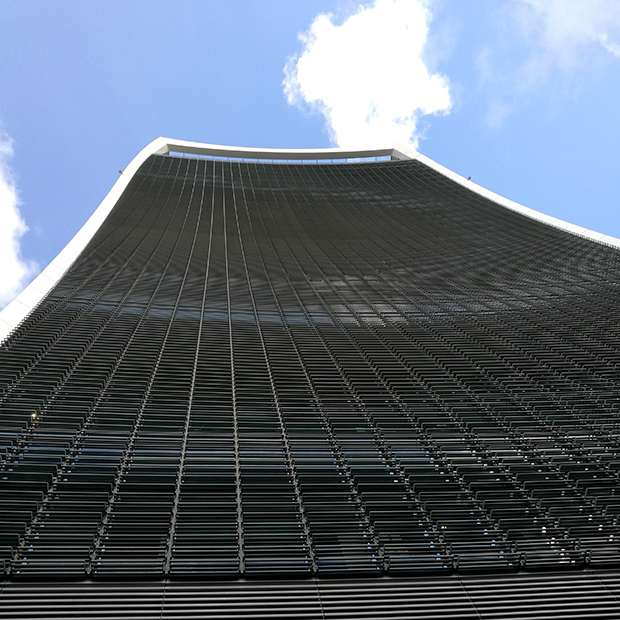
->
[1,155,620,578]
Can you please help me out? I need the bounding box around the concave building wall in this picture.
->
[1,149,620,618]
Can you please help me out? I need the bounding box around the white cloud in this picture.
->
[598,32,620,58]
[283,0,451,149]
[0,131,37,309]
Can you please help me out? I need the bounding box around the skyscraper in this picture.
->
[1,138,620,618]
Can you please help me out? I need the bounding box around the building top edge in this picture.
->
[156,137,405,161]
[1,138,618,344]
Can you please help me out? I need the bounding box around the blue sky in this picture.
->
[1,0,620,308]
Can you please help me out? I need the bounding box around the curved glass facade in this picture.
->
[1,153,620,586]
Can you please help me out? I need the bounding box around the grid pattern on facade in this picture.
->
[1,155,620,578]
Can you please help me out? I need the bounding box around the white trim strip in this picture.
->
[1,138,618,343]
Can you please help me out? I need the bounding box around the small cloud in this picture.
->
[283,0,451,149]
[0,130,37,309]
[598,32,620,58]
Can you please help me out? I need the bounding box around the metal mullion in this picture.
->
[163,158,210,575]
[220,160,245,575]
[229,161,316,574]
